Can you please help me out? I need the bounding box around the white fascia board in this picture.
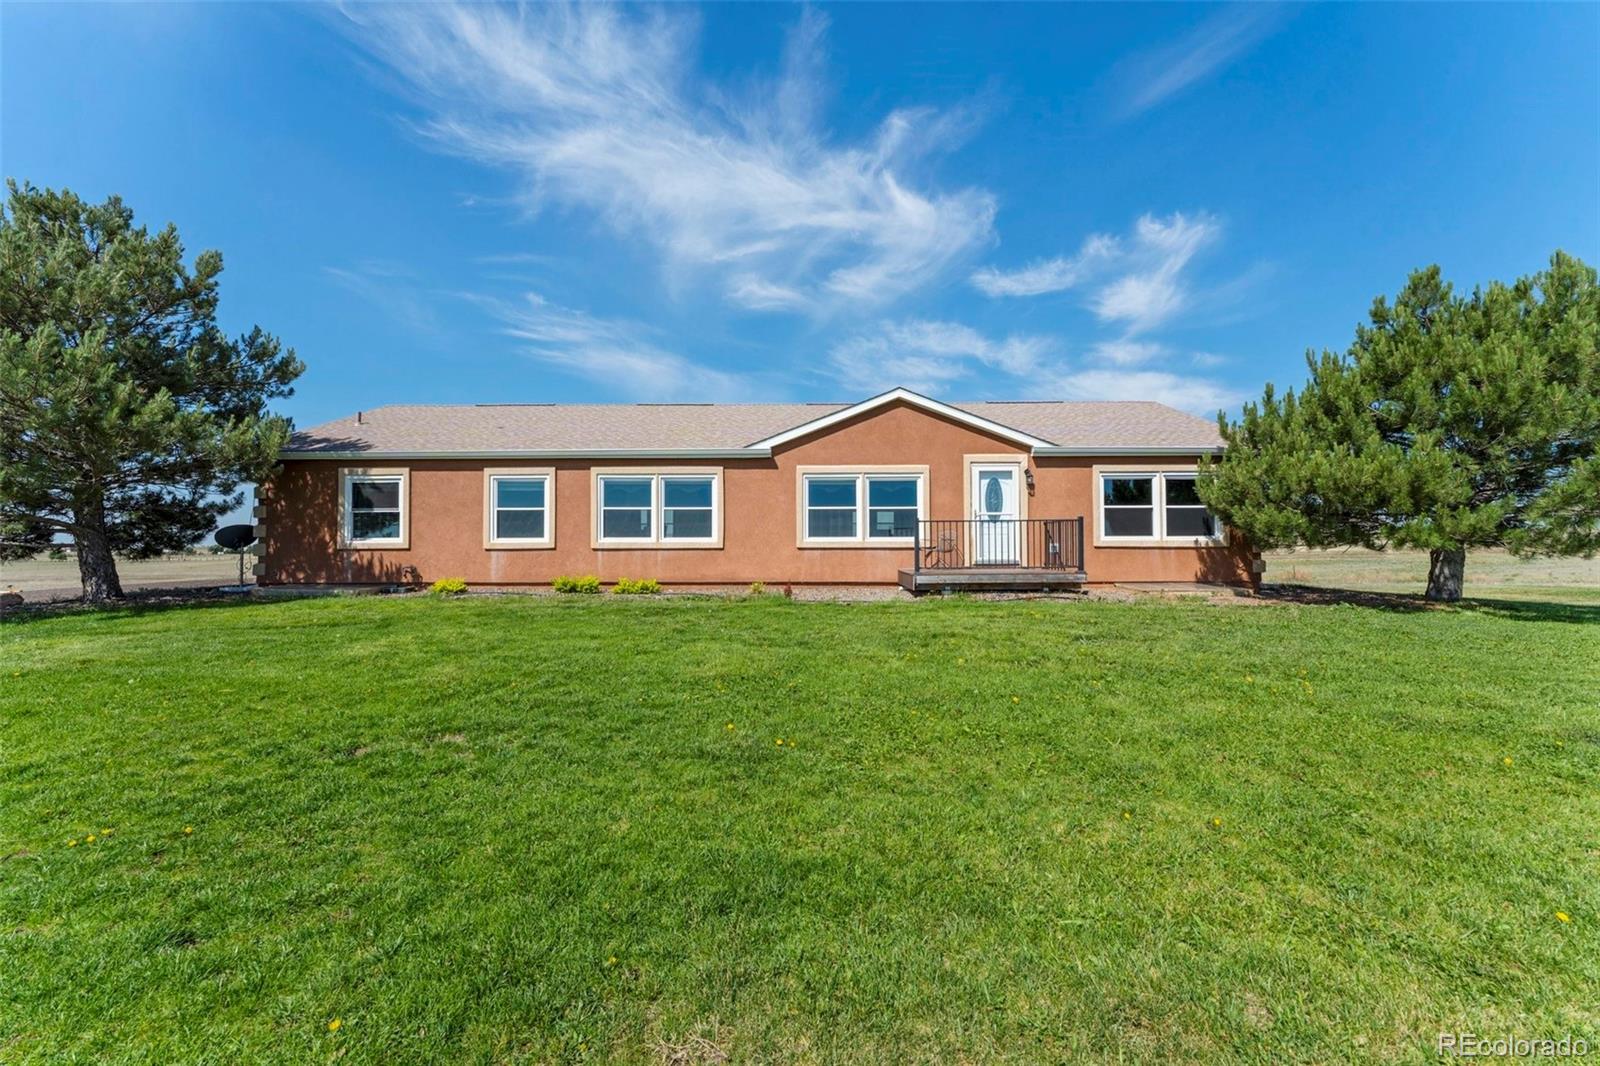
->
[280,448,770,461]
[1032,445,1224,457]
[747,387,1053,450]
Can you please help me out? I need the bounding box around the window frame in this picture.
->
[483,467,555,550]
[1093,465,1226,547]
[796,466,928,548]
[339,467,409,550]
[591,468,723,549]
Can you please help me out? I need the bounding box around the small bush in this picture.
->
[611,577,662,595]
[747,581,766,596]
[553,574,602,594]
[429,577,468,596]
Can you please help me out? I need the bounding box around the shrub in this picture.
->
[429,577,468,596]
[553,574,602,594]
[611,577,662,595]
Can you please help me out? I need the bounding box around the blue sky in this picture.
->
[4,2,1597,429]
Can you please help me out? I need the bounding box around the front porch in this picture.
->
[898,518,1088,593]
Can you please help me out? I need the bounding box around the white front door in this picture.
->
[972,464,1021,564]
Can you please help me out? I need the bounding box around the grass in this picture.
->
[3,594,1597,1063]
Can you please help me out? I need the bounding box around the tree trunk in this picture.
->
[74,524,125,603]
[1425,548,1465,602]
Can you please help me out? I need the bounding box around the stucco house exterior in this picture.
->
[256,388,1259,592]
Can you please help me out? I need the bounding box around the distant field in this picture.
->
[1265,547,1600,604]
[1,554,245,601]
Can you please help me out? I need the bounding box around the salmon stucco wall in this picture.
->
[260,400,1255,587]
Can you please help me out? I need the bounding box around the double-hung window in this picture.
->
[800,470,925,545]
[1098,470,1222,543]
[595,471,721,546]
[485,470,554,547]
[342,469,407,547]
[1162,475,1218,539]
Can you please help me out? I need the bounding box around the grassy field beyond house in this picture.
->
[3,595,1597,1063]
[1265,547,1600,604]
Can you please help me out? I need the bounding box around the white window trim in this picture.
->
[1092,465,1227,547]
[339,467,409,550]
[796,465,928,548]
[591,468,723,549]
[483,467,555,550]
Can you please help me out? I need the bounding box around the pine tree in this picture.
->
[1199,252,1599,601]
[0,180,303,602]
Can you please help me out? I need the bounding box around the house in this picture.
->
[257,388,1259,592]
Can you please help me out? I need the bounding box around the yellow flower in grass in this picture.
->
[775,738,784,746]
[183,826,193,835]
[1123,812,1131,820]
[1211,818,1222,828]
[1503,756,1513,767]
[1012,696,1021,704]
[85,835,95,844]
[68,839,78,847]
[606,955,618,967]
[328,1018,341,1032]
[1557,911,1571,923]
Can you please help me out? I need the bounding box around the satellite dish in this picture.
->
[214,524,257,551]
[214,524,258,590]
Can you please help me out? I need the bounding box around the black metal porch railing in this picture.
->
[912,518,1085,573]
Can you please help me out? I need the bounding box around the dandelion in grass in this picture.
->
[1557,911,1571,923]
[775,738,784,746]
[1211,818,1222,828]
[1503,756,1513,767]
[86,834,95,843]
[183,826,193,835]
[68,839,78,847]
[1012,696,1021,704]
[328,1018,341,1032]
[606,955,618,967]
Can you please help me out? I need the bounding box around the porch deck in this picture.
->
[903,517,1088,594]
[897,567,1089,593]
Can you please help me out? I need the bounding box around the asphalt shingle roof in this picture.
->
[285,398,1223,454]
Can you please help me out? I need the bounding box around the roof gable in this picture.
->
[745,388,1052,450]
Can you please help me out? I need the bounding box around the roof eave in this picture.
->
[1031,445,1224,457]
[279,447,773,461]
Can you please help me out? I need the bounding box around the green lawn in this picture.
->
[4,595,1597,1063]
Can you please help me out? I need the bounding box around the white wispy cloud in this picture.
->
[828,319,1053,393]
[345,3,994,311]
[1113,5,1286,119]
[968,234,1120,298]
[1088,339,1165,367]
[1056,368,1243,415]
[323,260,444,337]
[484,292,753,400]
[972,211,1219,334]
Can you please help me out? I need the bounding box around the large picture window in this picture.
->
[1098,470,1221,543]
[800,470,925,545]
[341,469,407,547]
[595,471,721,546]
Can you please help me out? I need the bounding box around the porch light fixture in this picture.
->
[1024,467,1036,493]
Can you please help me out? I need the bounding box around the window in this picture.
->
[1098,471,1221,543]
[1102,475,1155,538]
[342,470,406,547]
[1163,475,1218,539]
[662,477,715,540]
[595,470,721,546]
[800,470,925,545]
[867,477,919,538]
[600,477,654,541]
[491,476,548,542]
[805,477,858,539]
